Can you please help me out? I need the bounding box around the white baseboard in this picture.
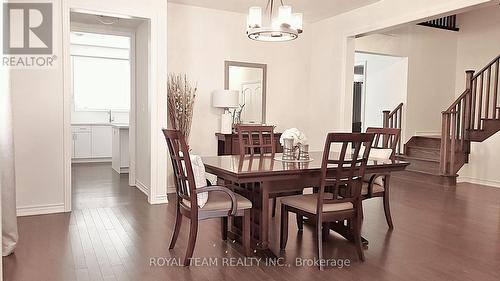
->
[457,176,500,188]
[17,203,66,217]
[150,195,168,204]
[167,185,176,194]
[135,180,149,196]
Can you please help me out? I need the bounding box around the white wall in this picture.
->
[10,0,167,215]
[355,52,408,132]
[135,21,151,190]
[455,6,500,186]
[167,3,311,187]
[11,0,66,215]
[305,0,492,151]
[355,25,458,140]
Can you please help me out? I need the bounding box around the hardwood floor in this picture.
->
[3,163,500,281]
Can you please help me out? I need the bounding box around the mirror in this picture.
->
[225,61,267,124]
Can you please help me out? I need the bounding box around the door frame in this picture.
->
[62,2,168,212]
[69,23,137,187]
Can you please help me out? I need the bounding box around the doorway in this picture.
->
[68,11,149,209]
[352,52,408,134]
[352,63,366,133]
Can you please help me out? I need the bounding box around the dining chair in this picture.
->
[235,124,276,156]
[235,125,303,225]
[163,129,252,266]
[280,132,374,270]
[362,127,401,229]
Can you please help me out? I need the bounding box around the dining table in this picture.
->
[202,151,410,255]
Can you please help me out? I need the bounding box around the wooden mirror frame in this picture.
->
[224,60,267,124]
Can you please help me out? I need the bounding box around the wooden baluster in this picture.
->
[465,70,474,132]
[494,60,499,119]
[485,67,491,119]
[456,103,461,142]
[440,112,450,175]
[461,99,466,150]
[398,109,402,154]
[450,112,457,175]
[472,78,477,129]
[478,73,484,129]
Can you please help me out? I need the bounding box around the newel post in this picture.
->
[465,70,475,90]
[382,110,390,128]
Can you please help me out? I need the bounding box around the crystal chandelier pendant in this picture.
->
[246,1,303,42]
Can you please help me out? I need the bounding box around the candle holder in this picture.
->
[282,138,296,160]
[298,144,310,160]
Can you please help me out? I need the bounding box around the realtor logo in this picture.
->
[3,3,52,54]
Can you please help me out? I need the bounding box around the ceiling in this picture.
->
[168,0,380,22]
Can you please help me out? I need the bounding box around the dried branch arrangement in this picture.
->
[167,73,197,142]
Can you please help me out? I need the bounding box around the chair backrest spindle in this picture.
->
[366,127,401,160]
[317,133,374,215]
[163,129,198,211]
[236,125,276,156]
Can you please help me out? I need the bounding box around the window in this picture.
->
[71,32,131,111]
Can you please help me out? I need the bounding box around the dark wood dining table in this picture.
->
[202,151,410,254]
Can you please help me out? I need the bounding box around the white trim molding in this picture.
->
[136,180,150,196]
[17,203,66,217]
[62,1,168,212]
[457,176,500,188]
[167,185,176,194]
[153,195,169,203]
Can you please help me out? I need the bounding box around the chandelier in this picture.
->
[246,0,303,42]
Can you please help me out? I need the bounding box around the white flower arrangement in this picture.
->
[280,128,308,147]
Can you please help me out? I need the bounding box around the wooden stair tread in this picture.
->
[397,155,440,163]
[414,136,441,140]
[406,145,440,151]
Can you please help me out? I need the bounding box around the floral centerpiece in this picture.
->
[167,73,197,142]
[280,128,308,160]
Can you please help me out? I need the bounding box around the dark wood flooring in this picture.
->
[3,163,500,281]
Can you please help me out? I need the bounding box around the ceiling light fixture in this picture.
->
[96,15,119,25]
[247,0,303,42]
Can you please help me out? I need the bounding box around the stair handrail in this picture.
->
[440,91,469,175]
[440,54,499,176]
[472,54,500,80]
[382,102,404,154]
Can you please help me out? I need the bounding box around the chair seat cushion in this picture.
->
[183,191,252,211]
[362,182,385,195]
[280,193,353,214]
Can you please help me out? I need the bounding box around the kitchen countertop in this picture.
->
[71,123,129,128]
[111,123,129,129]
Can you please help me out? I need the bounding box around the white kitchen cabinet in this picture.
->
[112,125,130,173]
[73,131,92,158]
[91,126,112,158]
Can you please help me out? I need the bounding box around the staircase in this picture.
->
[392,54,500,185]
